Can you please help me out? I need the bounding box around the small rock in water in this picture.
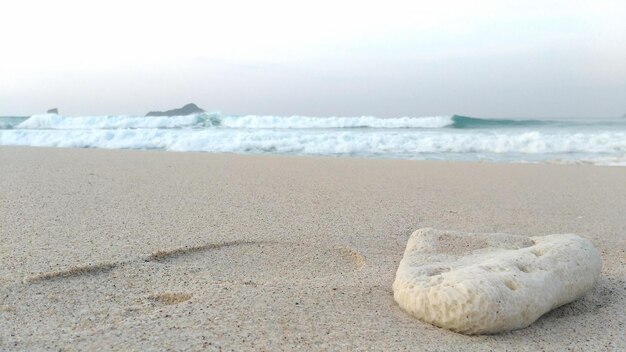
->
[393,228,601,334]
[46,108,59,114]
[145,103,204,117]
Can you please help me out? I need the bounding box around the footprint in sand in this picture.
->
[145,240,366,284]
[148,292,193,305]
[23,262,119,284]
[23,240,366,287]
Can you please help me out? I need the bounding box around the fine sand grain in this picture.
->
[0,146,624,351]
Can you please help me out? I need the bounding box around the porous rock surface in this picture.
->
[393,228,602,334]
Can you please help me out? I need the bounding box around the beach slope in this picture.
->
[0,147,624,350]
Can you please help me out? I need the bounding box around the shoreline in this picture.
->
[1,146,624,350]
[1,144,625,168]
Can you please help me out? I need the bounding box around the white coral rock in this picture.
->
[393,228,602,334]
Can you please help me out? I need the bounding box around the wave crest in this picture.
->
[16,113,221,130]
[13,113,626,131]
[219,115,453,129]
[16,113,454,130]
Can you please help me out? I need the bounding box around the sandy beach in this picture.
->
[1,146,624,351]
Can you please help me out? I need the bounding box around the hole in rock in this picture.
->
[504,279,519,291]
[427,267,450,276]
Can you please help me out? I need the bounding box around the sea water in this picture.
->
[1,113,625,166]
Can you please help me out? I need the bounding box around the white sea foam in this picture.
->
[4,113,626,166]
[2,128,625,165]
[16,113,453,130]
[16,113,220,130]
[218,115,453,129]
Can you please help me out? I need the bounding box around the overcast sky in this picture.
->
[1,0,624,117]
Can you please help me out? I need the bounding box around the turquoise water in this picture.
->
[0,116,28,129]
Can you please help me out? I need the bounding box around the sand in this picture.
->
[1,146,624,351]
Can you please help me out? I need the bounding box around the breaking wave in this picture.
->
[15,113,456,130]
[8,113,626,131]
[15,113,222,130]
[3,112,626,166]
[2,128,625,165]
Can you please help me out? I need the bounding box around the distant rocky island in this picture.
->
[47,108,59,114]
[145,103,204,117]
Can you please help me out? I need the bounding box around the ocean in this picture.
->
[1,113,625,166]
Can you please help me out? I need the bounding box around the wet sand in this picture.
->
[1,146,624,351]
